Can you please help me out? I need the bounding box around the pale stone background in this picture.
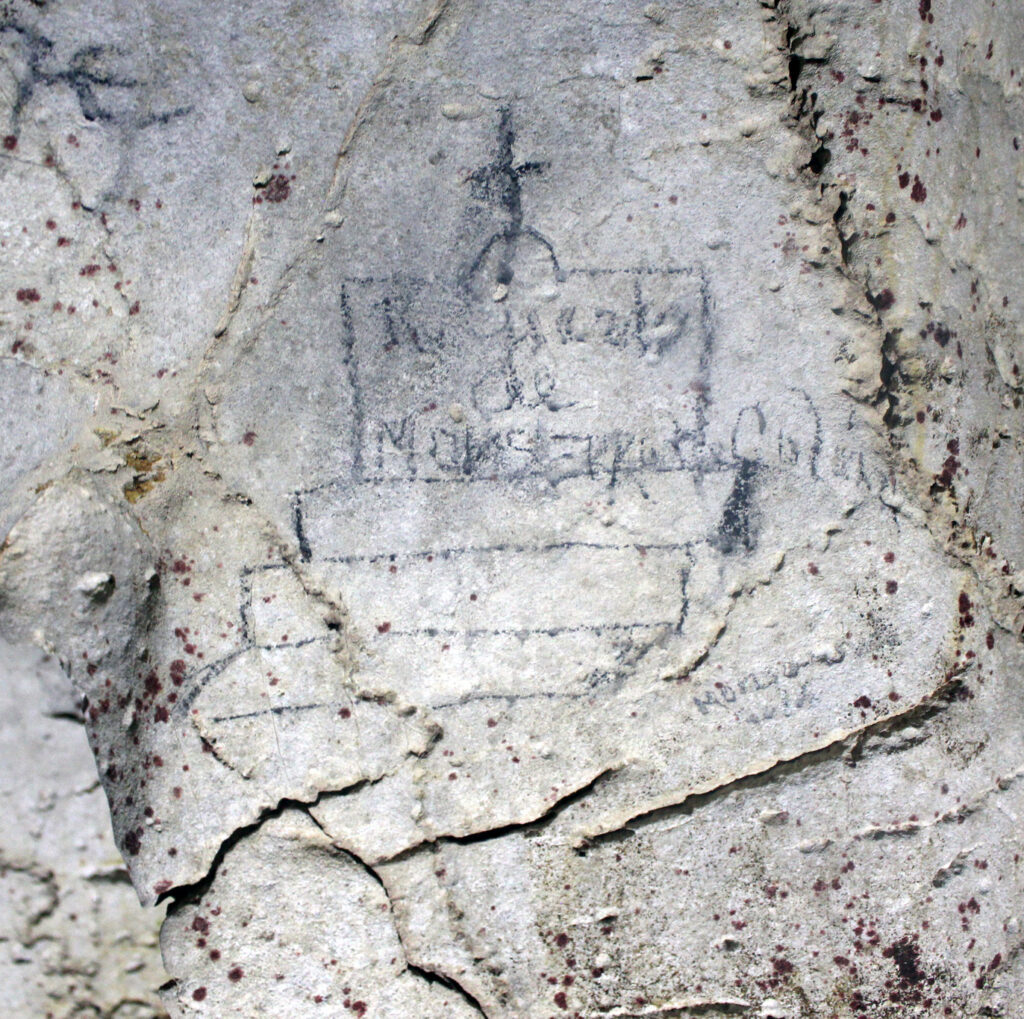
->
[1,0,1023,1015]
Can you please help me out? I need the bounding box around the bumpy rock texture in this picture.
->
[0,639,167,1017]
[1,0,1023,1015]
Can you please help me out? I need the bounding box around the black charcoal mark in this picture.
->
[462,106,560,285]
[713,458,760,555]
[339,284,366,483]
[0,22,190,130]
[291,492,312,562]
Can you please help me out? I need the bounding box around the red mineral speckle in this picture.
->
[263,174,291,203]
[192,987,207,1001]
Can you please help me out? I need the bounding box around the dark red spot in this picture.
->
[192,987,207,1001]
[192,916,209,933]
[228,967,244,982]
[807,562,819,575]
[376,621,391,634]
[874,289,895,311]
[885,580,898,594]
[555,932,570,947]
[338,707,351,718]
[80,264,101,276]
[242,431,256,446]
[910,177,927,203]
[853,695,872,709]
[2,134,17,150]
[554,991,568,1009]
[263,174,291,203]
[898,171,911,189]
[986,631,994,650]
[885,937,925,984]
[15,288,41,303]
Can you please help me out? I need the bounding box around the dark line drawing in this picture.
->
[461,106,562,286]
[0,21,191,131]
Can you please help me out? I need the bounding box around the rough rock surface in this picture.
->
[1,0,1023,1015]
[0,639,167,1018]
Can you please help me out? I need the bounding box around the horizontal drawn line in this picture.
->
[367,621,677,640]
[172,637,329,716]
[321,539,694,566]
[210,687,584,724]
[340,266,695,287]
[211,702,340,723]
[298,456,737,495]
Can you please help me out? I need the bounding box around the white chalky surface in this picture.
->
[1,0,1024,1015]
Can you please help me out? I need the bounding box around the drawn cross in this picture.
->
[463,106,562,285]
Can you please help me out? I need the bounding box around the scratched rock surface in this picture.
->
[0,0,1023,1015]
[0,639,167,1018]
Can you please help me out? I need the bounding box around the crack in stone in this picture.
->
[151,777,381,905]
[578,1000,754,1018]
[326,830,490,1018]
[364,764,624,867]
[575,667,969,850]
[855,764,1024,842]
